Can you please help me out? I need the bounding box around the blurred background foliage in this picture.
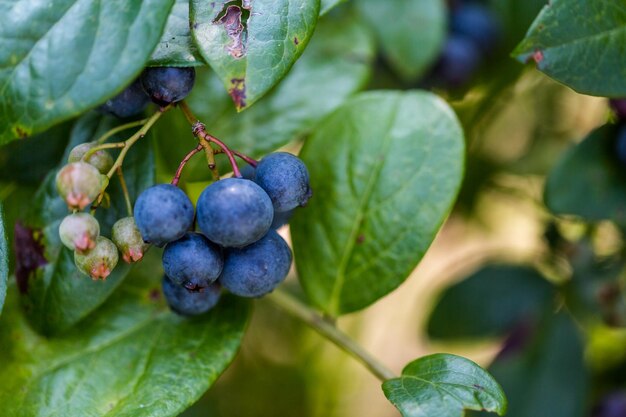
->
[2,0,624,416]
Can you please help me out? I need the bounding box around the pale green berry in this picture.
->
[56,162,108,210]
[68,142,114,174]
[59,213,100,253]
[112,217,148,263]
[74,236,119,280]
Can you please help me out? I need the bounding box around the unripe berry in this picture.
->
[112,217,148,263]
[74,236,119,280]
[59,213,100,253]
[68,142,114,174]
[56,162,108,210]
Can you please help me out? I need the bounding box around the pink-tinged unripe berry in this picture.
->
[68,142,114,174]
[59,213,100,253]
[74,236,119,280]
[112,217,148,263]
[56,162,108,210]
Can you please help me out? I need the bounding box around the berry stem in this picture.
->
[116,167,133,216]
[82,142,125,162]
[266,288,397,382]
[172,144,204,186]
[94,118,148,144]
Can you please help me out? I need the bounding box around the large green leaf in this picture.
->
[0,259,250,417]
[155,14,375,181]
[291,91,464,316]
[513,0,626,97]
[18,112,155,335]
[544,125,626,225]
[355,0,445,81]
[470,312,587,417]
[0,204,7,315]
[383,354,507,417]
[0,0,174,144]
[149,0,205,67]
[427,265,555,340]
[190,0,320,110]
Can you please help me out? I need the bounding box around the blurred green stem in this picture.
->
[267,289,397,381]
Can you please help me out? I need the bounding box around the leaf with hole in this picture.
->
[190,0,320,110]
[291,91,464,316]
[0,0,174,144]
[383,354,507,417]
[513,0,626,97]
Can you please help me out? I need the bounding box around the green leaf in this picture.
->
[470,312,587,417]
[0,260,250,417]
[427,265,555,340]
[512,0,626,97]
[149,0,205,67]
[155,14,375,181]
[544,125,626,225]
[383,354,507,417]
[190,0,320,110]
[19,112,155,335]
[0,0,174,145]
[320,0,344,15]
[291,91,464,316]
[0,204,7,316]
[355,0,446,81]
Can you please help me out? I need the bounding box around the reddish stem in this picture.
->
[172,144,203,186]
[193,123,242,178]
[233,150,258,167]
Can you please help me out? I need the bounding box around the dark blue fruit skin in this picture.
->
[240,164,256,181]
[163,232,224,290]
[435,36,481,87]
[450,4,501,53]
[254,152,312,212]
[141,67,196,106]
[197,178,273,248]
[98,78,150,118]
[271,209,294,229]
[162,275,221,316]
[134,184,194,247]
[219,230,292,297]
[616,125,626,166]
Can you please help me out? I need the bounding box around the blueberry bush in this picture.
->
[0,0,624,416]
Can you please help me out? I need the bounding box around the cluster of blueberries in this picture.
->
[134,152,312,315]
[432,1,501,88]
[55,67,198,279]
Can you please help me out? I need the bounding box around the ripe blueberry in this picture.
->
[68,142,114,174]
[196,178,273,248]
[450,4,501,53]
[112,217,149,263]
[98,78,150,118]
[434,36,481,87]
[133,184,195,247]
[162,232,224,290]
[162,275,221,316]
[74,236,119,280]
[56,162,107,210]
[255,152,312,212]
[219,230,292,297]
[59,213,100,253]
[141,67,196,106]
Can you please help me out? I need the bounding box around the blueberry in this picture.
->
[74,236,119,280]
[59,212,100,253]
[112,217,148,263]
[450,4,501,53]
[56,162,107,210]
[255,152,312,212]
[271,209,294,229]
[141,67,196,106]
[162,275,221,316]
[133,184,194,247]
[434,36,482,87]
[219,230,292,297]
[616,125,626,166]
[163,232,224,290]
[196,178,273,248]
[68,142,114,174]
[98,78,150,118]
[240,164,256,181]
